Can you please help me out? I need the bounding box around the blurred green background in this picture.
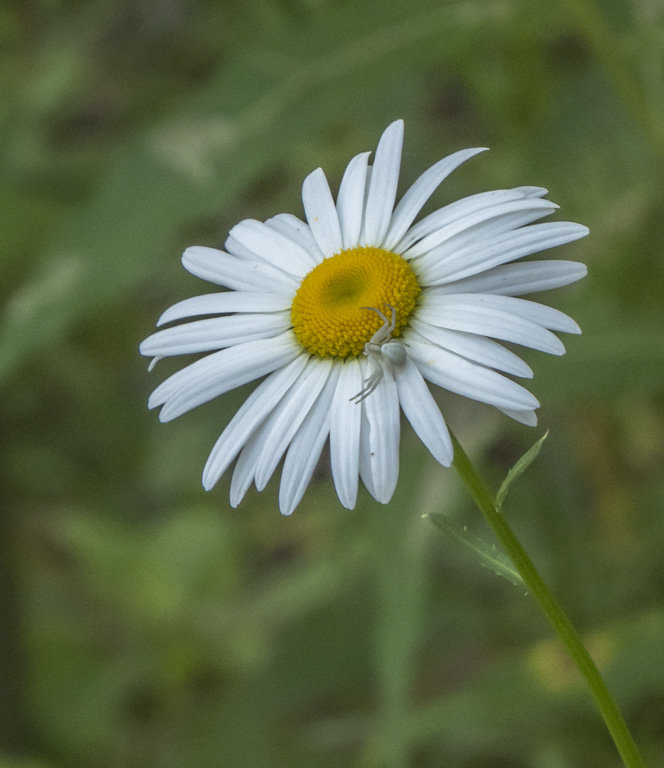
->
[1,0,663,766]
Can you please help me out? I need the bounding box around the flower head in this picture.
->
[140,120,587,514]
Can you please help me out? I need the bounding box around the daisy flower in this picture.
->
[140,120,587,515]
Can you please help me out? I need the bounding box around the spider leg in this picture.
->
[360,306,392,345]
[382,303,397,335]
[349,374,381,403]
[360,305,389,326]
[350,305,402,403]
[349,355,384,403]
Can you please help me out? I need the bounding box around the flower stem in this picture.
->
[450,432,645,768]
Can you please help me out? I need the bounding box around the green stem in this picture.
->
[450,432,645,768]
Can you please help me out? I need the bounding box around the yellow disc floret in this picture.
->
[291,246,421,358]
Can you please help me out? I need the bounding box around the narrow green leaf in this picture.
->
[426,513,524,586]
[496,430,549,510]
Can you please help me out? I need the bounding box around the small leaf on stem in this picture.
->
[496,430,549,510]
[426,513,524,586]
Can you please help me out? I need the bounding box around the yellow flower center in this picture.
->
[291,246,421,358]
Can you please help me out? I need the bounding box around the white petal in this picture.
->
[141,312,291,356]
[224,234,261,260]
[394,357,452,466]
[362,362,400,503]
[408,337,540,411]
[336,151,371,249]
[302,168,343,257]
[279,365,341,515]
[432,260,588,296]
[416,299,565,355]
[514,186,549,198]
[229,428,264,507]
[424,293,581,334]
[228,358,330,507]
[202,354,308,489]
[395,187,543,253]
[156,291,291,326]
[329,359,363,509]
[149,331,300,422]
[405,198,558,260]
[362,119,404,247]
[358,402,375,500]
[229,363,314,506]
[498,407,538,426]
[383,147,488,250]
[408,319,533,378]
[265,213,324,263]
[228,218,316,275]
[416,222,589,286]
[254,358,332,491]
[182,246,298,292]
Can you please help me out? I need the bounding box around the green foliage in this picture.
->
[427,513,524,586]
[1,0,663,766]
[496,431,549,510]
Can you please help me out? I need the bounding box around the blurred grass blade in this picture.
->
[496,430,549,510]
[426,513,524,586]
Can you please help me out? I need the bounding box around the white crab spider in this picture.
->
[350,304,408,404]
